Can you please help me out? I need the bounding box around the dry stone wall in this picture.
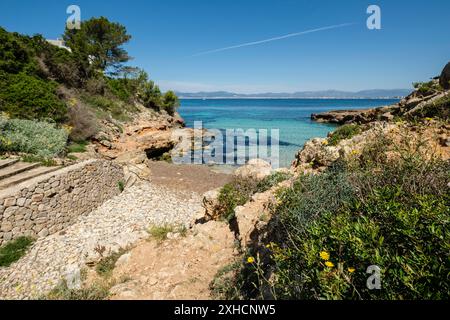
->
[0,160,124,245]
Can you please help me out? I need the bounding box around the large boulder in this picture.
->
[440,62,450,90]
[234,159,273,181]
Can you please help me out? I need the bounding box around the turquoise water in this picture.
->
[179,99,399,168]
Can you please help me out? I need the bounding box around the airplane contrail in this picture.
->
[191,23,356,57]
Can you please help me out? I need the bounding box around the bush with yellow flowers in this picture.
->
[227,135,449,300]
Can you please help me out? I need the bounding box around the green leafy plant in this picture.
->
[0,236,35,267]
[0,117,68,158]
[328,124,362,146]
[117,180,125,192]
[67,140,88,153]
[0,73,67,122]
[21,154,57,167]
[227,133,450,300]
[95,248,128,277]
[217,178,258,222]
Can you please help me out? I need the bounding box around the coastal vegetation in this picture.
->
[0,236,34,267]
[217,172,293,223]
[327,124,361,146]
[0,18,179,160]
[214,128,449,299]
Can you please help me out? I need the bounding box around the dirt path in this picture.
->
[106,162,237,300]
[147,161,233,194]
[0,161,237,300]
[109,220,236,300]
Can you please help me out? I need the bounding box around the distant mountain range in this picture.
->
[176,89,411,99]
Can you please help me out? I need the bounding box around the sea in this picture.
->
[178,99,399,168]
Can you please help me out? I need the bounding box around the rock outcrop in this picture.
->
[312,63,450,125]
[292,122,450,174]
[234,159,273,181]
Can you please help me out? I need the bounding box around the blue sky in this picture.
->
[0,0,449,93]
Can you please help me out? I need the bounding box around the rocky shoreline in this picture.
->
[311,65,450,125]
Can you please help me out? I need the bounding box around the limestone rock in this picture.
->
[202,188,222,221]
[64,265,81,290]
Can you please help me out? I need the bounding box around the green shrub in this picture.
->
[117,180,125,192]
[0,236,35,267]
[162,91,180,116]
[0,117,68,158]
[67,140,88,153]
[328,124,361,146]
[45,279,111,300]
[96,249,127,277]
[409,94,450,120]
[21,154,57,167]
[256,171,293,194]
[0,27,32,74]
[229,136,450,300]
[215,172,292,223]
[275,164,355,230]
[81,93,134,122]
[0,73,67,122]
[217,178,259,222]
[412,81,443,96]
[147,225,187,242]
[268,188,449,300]
[107,78,132,102]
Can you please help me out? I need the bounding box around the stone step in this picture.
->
[0,166,61,190]
[0,162,40,181]
[0,158,19,170]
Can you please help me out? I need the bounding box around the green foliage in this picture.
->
[229,135,450,300]
[0,117,68,158]
[410,94,450,120]
[0,73,67,122]
[107,78,133,101]
[269,188,449,300]
[63,17,131,75]
[162,91,180,115]
[275,164,355,230]
[117,180,125,192]
[96,249,127,277]
[0,27,32,74]
[210,260,255,300]
[412,81,443,95]
[21,154,57,167]
[148,225,186,242]
[0,24,176,128]
[218,178,258,222]
[256,171,293,194]
[138,79,163,109]
[67,140,88,153]
[0,236,35,267]
[81,93,133,122]
[216,172,292,223]
[328,124,362,146]
[46,279,111,300]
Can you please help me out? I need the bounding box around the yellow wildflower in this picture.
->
[322,140,329,146]
[348,268,356,273]
[247,256,255,264]
[325,261,334,268]
[319,251,330,261]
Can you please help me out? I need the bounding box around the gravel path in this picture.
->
[0,182,202,300]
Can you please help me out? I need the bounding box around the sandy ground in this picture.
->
[147,161,234,195]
